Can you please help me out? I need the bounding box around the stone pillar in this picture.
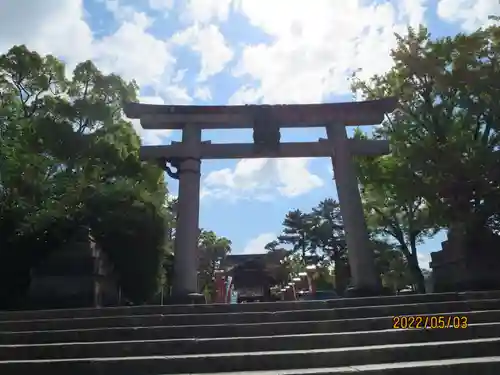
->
[326,124,382,296]
[172,124,202,302]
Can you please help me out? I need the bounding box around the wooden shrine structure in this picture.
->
[124,97,397,302]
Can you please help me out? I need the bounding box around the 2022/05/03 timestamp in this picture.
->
[392,315,468,329]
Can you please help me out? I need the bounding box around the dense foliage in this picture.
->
[267,200,413,294]
[0,45,169,306]
[352,25,500,237]
[350,24,500,291]
[198,230,232,299]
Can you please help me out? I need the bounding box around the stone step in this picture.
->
[1,298,498,332]
[2,322,499,360]
[1,337,499,374]
[2,291,500,321]
[1,309,498,345]
[190,357,500,375]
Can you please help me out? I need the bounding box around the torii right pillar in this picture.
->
[326,124,383,297]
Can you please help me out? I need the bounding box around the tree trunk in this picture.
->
[408,233,427,294]
[407,253,426,294]
[333,253,348,295]
[301,236,306,263]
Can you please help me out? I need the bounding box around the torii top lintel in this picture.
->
[123,97,397,130]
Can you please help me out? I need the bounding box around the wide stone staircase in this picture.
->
[1,291,500,374]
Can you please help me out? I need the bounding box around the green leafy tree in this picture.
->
[351,25,500,293]
[351,25,500,242]
[372,238,413,293]
[198,230,232,299]
[0,45,169,306]
[353,138,439,293]
[275,209,314,263]
[264,240,293,287]
[267,201,347,293]
[160,196,177,292]
[267,198,413,294]
[308,199,349,292]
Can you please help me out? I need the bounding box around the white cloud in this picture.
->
[242,233,276,254]
[437,0,500,31]
[172,69,188,83]
[181,0,233,24]
[92,12,176,88]
[128,96,173,145]
[398,0,428,27]
[228,85,261,105]
[172,24,234,82]
[418,252,431,270]
[103,0,138,22]
[202,158,323,201]
[229,0,428,104]
[0,0,187,94]
[162,85,193,104]
[148,0,175,14]
[0,0,93,67]
[194,86,213,101]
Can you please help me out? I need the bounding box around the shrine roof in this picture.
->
[222,254,269,268]
[221,251,287,269]
[123,97,397,129]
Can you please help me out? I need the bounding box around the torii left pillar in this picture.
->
[171,124,202,303]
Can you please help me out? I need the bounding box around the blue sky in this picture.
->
[1,0,498,268]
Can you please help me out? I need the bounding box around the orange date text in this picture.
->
[392,315,468,329]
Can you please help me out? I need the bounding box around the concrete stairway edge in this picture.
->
[2,290,500,321]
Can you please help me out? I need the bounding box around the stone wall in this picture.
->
[25,227,119,309]
[430,227,500,292]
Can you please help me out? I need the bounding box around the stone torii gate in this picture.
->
[124,97,397,302]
